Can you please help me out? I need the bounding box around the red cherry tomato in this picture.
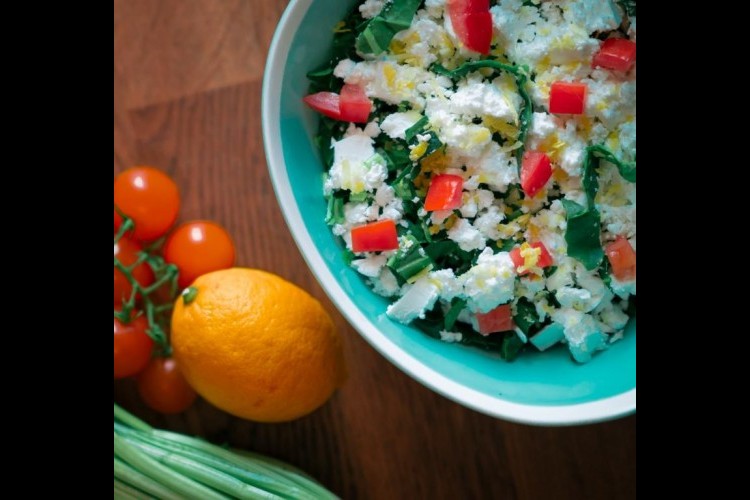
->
[476,304,515,335]
[605,236,636,281]
[447,0,493,54]
[520,151,552,198]
[339,84,372,123]
[509,242,554,275]
[114,312,154,379]
[114,167,180,242]
[424,174,464,211]
[593,38,636,72]
[303,92,342,120]
[137,357,197,414]
[114,237,155,305]
[549,82,588,115]
[351,219,399,253]
[163,221,236,289]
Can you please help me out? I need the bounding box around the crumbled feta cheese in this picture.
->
[352,255,387,278]
[439,330,463,343]
[386,275,440,322]
[380,111,422,140]
[447,218,486,252]
[460,248,516,313]
[552,308,606,363]
[359,0,385,19]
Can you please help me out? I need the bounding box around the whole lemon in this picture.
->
[171,268,346,422]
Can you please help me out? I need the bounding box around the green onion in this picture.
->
[114,405,338,500]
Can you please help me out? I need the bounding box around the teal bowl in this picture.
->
[262,0,635,425]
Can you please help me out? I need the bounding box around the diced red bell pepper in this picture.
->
[302,91,342,120]
[509,242,554,275]
[605,236,636,281]
[549,82,587,115]
[424,174,464,211]
[592,38,636,72]
[520,151,552,198]
[476,304,515,335]
[447,0,493,54]
[351,219,399,253]
[339,84,372,123]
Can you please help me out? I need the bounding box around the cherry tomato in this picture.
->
[114,237,155,305]
[605,236,636,281]
[339,84,372,123]
[351,219,399,253]
[424,174,464,211]
[114,167,180,242]
[475,304,515,335]
[520,151,552,198]
[549,82,588,115]
[447,0,493,54]
[164,221,236,289]
[114,312,154,379]
[303,92,342,120]
[137,357,197,414]
[592,38,636,72]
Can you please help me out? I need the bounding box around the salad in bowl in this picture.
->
[262,0,636,424]
[302,0,636,364]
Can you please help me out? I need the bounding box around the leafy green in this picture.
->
[587,144,636,183]
[561,199,604,270]
[325,196,345,226]
[512,298,540,335]
[444,298,467,331]
[355,0,422,55]
[500,333,525,361]
[386,235,433,283]
[431,60,533,163]
[617,0,636,17]
[404,116,429,142]
[307,7,365,93]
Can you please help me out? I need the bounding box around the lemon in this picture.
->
[171,268,346,422]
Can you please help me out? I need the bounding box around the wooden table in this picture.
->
[114,1,636,498]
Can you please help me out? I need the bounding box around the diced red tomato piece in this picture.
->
[303,92,342,120]
[509,242,554,275]
[520,151,552,198]
[605,236,636,281]
[351,219,399,253]
[447,0,493,54]
[424,174,464,211]
[549,82,587,115]
[339,84,372,123]
[476,304,515,335]
[593,38,636,72]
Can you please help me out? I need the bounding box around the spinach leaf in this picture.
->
[500,333,525,361]
[355,0,422,55]
[307,7,366,93]
[587,144,636,183]
[513,298,540,335]
[561,199,604,270]
[581,148,600,209]
[404,116,429,142]
[444,298,467,331]
[617,0,636,16]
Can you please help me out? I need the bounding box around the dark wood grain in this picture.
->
[114,1,636,498]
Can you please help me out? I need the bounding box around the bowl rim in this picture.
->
[261,0,635,426]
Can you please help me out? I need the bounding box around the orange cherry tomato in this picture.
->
[137,357,197,414]
[114,312,154,379]
[114,237,155,305]
[163,221,236,289]
[114,167,180,242]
